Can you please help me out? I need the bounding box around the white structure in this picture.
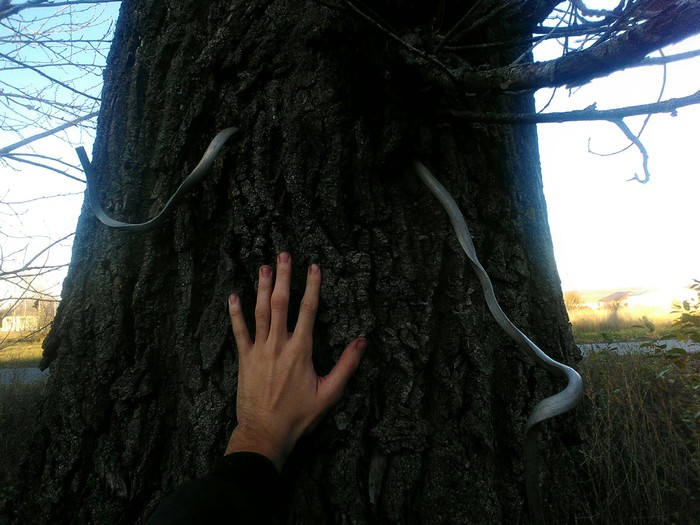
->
[1,315,39,332]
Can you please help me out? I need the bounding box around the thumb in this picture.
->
[319,337,368,406]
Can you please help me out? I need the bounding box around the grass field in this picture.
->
[576,348,700,523]
[567,287,700,523]
[0,343,43,368]
[0,335,43,368]
[564,287,695,344]
[568,304,679,343]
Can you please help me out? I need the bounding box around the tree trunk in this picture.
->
[9,1,583,523]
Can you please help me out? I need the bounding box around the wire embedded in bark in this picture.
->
[414,159,583,525]
[76,127,239,232]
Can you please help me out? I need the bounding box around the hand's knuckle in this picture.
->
[270,294,288,311]
[254,309,268,325]
[300,298,317,314]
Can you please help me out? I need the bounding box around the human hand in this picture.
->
[225,252,367,471]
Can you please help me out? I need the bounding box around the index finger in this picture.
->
[294,263,321,338]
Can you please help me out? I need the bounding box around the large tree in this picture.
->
[7,1,700,523]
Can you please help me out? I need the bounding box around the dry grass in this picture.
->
[568,304,678,343]
[575,349,700,524]
[0,377,45,512]
[0,341,43,368]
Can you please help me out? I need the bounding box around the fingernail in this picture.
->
[260,265,272,278]
[310,263,320,274]
[228,294,239,307]
[356,338,368,352]
[279,252,290,263]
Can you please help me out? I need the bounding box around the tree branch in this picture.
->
[612,118,651,183]
[449,89,700,124]
[639,48,700,67]
[4,154,87,183]
[0,264,69,278]
[0,52,101,101]
[0,233,74,278]
[0,0,120,21]
[339,0,459,85]
[454,1,700,93]
[0,111,99,156]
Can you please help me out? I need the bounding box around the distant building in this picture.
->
[598,291,633,307]
[1,315,39,332]
[0,298,55,333]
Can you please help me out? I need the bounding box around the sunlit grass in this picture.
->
[567,305,679,343]
[568,286,700,523]
[0,341,43,368]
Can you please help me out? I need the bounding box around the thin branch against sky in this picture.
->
[0,1,119,304]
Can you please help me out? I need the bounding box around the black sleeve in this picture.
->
[145,452,281,525]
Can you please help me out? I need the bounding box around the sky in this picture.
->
[1,2,699,305]
[535,35,700,293]
[0,2,116,300]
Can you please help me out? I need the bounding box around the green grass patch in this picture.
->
[0,342,43,368]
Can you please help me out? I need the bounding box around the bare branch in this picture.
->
[1,297,60,303]
[454,2,700,93]
[436,0,487,52]
[0,0,44,21]
[639,48,700,67]
[1,191,83,205]
[0,233,74,277]
[3,154,87,183]
[613,118,651,184]
[0,0,119,20]
[449,89,700,123]
[0,52,101,101]
[588,49,667,158]
[0,111,98,156]
[340,0,459,84]
[0,264,70,278]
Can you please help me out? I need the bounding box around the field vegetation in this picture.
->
[576,348,699,523]
[1,286,699,522]
[0,332,44,368]
[564,290,690,344]
[569,282,700,523]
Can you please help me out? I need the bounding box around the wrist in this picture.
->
[224,424,291,472]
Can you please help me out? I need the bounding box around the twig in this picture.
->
[4,155,86,183]
[448,89,700,123]
[0,0,119,20]
[612,118,651,184]
[0,111,99,156]
[0,52,101,102]
[588,49,667,158]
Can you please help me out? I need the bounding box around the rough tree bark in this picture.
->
[9,1,587,523]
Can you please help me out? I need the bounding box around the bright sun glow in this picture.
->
[536,34,700,304]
